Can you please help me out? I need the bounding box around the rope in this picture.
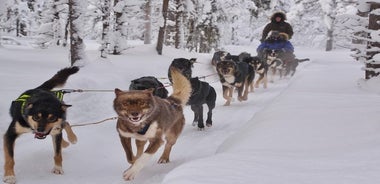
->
[198,73,218,80]
[70,117,118,127]
[61,89,114,93]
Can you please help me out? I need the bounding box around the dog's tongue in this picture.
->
[34,132,47,139]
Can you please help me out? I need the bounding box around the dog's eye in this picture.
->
[47,116,58,122]
[122,101,131,106]
[138,101,147,106]
[32,115,41,121]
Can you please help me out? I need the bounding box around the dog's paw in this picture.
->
[157,157,170,164]
[206,123,212,127]
[3,176,16,184]
[123,168,138,181]
[192,121,197,126]
[198,127,205,131]
[51,166,64,174]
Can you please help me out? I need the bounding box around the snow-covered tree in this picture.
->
[35,0,67,48]
[351,1,380,79]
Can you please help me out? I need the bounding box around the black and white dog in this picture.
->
[216,60,254,106]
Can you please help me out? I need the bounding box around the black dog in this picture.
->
[243,56,268,90]
[168,58,196,82]
[168,58,217,130]
[216,60,255,106]
[188,77,216,130]
[3,67,79,184]
[129,76,168,98]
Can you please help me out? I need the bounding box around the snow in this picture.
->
[1,40,380,184]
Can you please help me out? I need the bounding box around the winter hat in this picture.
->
[270,12,287,22]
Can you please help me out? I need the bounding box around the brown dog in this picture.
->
[113,68,191,180]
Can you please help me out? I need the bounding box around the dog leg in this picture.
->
[237,86,245,102]
[119,136,135,164]
[241,79,249,101]
[63,122,77,144]
[191,105,199,127]
[51,134,64,174]
[205,95,215,127]
[197,105,205,130]
[203,87,216,127]
[135,140,147,159]
[159,119,184,163]
[123,136,164,180]
[263,73,268,88]
[191,105,204,130]
[222,86,232,106]
[3,132,17,184]
[255,74,264,88]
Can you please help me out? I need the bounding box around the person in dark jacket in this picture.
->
[261,12,293,42]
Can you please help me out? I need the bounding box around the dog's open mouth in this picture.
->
[34,132,48,139]
[33,129,51,139]
[129,116,142,123]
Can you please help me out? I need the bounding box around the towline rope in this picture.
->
[70,117,118,127]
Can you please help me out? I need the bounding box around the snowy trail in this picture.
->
[162,50,380,184]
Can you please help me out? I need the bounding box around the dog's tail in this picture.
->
[168,67,192,106]
[36,66,79,90]
[297,58,310,62]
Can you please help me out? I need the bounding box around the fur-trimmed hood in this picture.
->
[270,12,287,22]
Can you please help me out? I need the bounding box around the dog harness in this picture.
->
[14,90,65,115]
[137,124,150,135]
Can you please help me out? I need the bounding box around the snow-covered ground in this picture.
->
[1,40,380,184]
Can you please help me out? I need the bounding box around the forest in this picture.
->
[0,0,369,65]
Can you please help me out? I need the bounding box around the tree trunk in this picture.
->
[100,0,111,58]
[174,0,182,49]
[68,0,85,66]
[113,0,123,55]
[326,29,333,51]
[144,0,152,44]
[366,3,380,79]
[156,0,169,55]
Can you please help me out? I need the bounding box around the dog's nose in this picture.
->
[37,126,45,132]
[131,112,139,117]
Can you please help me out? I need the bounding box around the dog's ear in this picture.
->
[114,88,123,96]
[61,104,72,111]
[189,58,197,63]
